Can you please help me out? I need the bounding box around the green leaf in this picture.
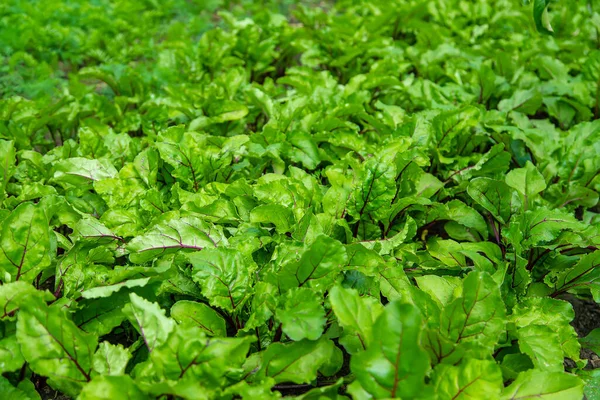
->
[510,297,581,367]
[250,204,295,234]
[79,375,147,400]
[498,89,543,114]
[295,378,345,400]
[329,285,383,354]
[517,325,563,372]
[127,216,226,264]
[351,302,429,399]
[222,378,280,400]
[73,217,123,244]
[415,275,461,306]
[80,277,151,299]
[532,0,553,34]
[122,293,175,353]
[0,202,52,283]
[17,301,97,396]
[581,328,600,354]
[377,263,413,301]
[279,235,348,292]
[501,370,584,399]
[170,300,227,337]
[136,325,253,393]
[287,131,320,170]
[0,335,25,373]
[276,287,326,341]
[433,106,480,149]
[0,140,16,202]
[0,281,53,320]
[52,157,118,188]
[552,250,600,299]
[505,161,546,208]
[73,292,128,336]
[428,200,488,238]
[522,207,583,247]
[188,248,254,313]
[92,342,131,376]
[582,369,600,400]
[258,337,337,384]
[467,178,518,224]
[243,281,278,331]
[432,359,503,399]
[348,159,396,222]
[440,271,505,352]
[0,376,33,400]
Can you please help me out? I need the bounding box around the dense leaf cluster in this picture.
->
[1,0,600,398]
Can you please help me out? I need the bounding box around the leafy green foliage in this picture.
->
[0,0,599,398]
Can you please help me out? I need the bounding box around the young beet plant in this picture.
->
[0,0,600,399]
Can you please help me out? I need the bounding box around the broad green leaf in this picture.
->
[522,207,583,247]
[127,216,226,264]
[351,302,429,399]
[133,147,159,187]
[359,216,417,255]
[17,302,97,396]
[276,287,326,341]
[294,378,345,400]
[279,235,348,292]
[287,132,320,170]
[552,250,600,299]
[415,275,461,306]
[79,375,147,400]
[377,263,413,301]
[122,293,175,353]
[498,89,543,114]
[582,369,600,400]
[250,204,295,234]
[505,161,546,208]
[222,378,280,400]
[73,292,128,336]
[517,325,563,372]
[0,281,53,320]
[501,370,584,399]
[348,159,395,221]
[440,271,505,351]
[136,325,253,392]
[188,248,254,313]
[510,297,581,367]
[52,157,118,187]
[329,285,383,353]
[258,337,336,384]
[0,202,52,283]
[0,376,32,400]
[433,106,480,149]
[432,359,503,399]
[467,178,518,224]
[581,328,600,355]
[80,277,151,299]
[92,342,131,376]
[0,335,25,373]
[73,217,122,243]
[170,300,227,337]
[428,200,488,238]
[243,281,278,331]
